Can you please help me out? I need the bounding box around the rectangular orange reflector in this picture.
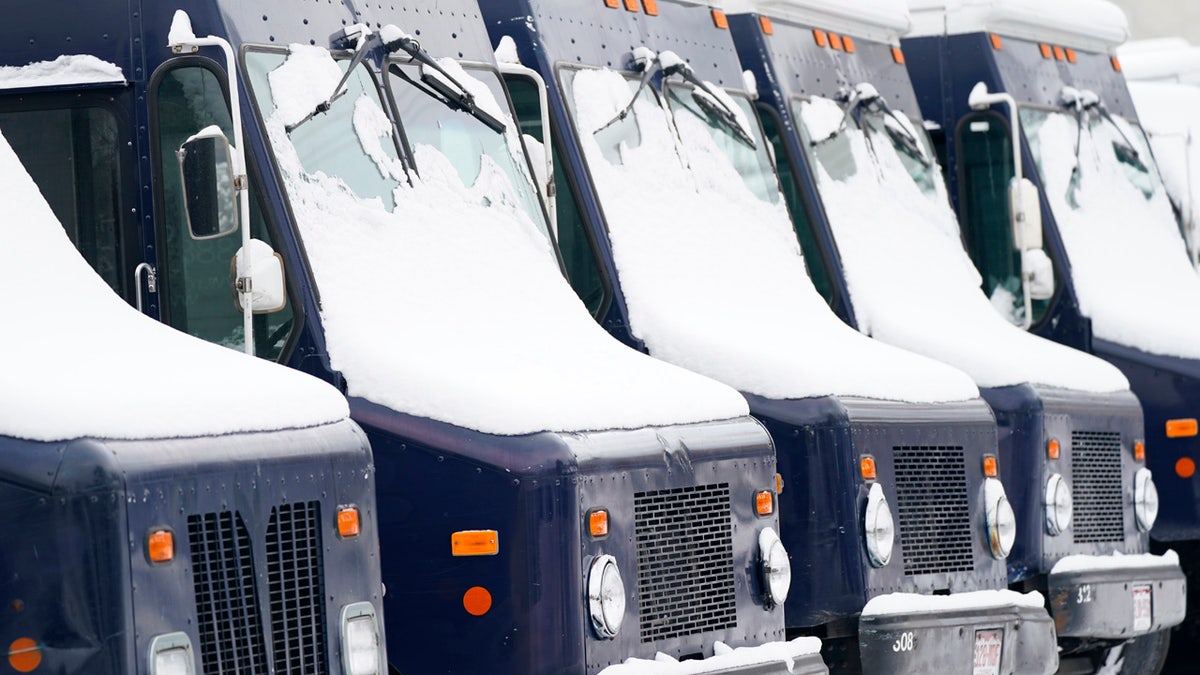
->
[843,36,856,53]
[1047,438,1061,459]
[1112,56,1122,72]
[148,529,174,563]
[1167,419,1199,438]
[759,16,773,35]
[1054,46,1066,61]
[892,47,905,64]
[337,507,361,538]
[983,454,998,478]
[452,530,499,556]
[1135,441,1146,461]
[860,455,877,480]
[814,29,829,48]
[829,33,844,51]
[1040,44,1052,59]
[990,34,1003,50]
[641,0,658,16]
[711,9,728,29]
[588,509,609,537]
[755,490,774,516]
[1066,48,1077,63]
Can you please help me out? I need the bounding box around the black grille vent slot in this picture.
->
[188,511,269,674]
[894,446,975,575]
[1072,431,1126,543]
[267,501,328,674]
[634,483,737,642]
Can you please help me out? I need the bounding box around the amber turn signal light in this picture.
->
[588,509,609,538]
[147,529,174,563]
[860,455,877,481]
[337,507,361,538]
[983,454,998,478]
[1167,419,1198,438]
[1134,441,1146,461]
[1047,438,1061,460]
[452,530,499,556]
[755,490,774,516]
[775,473,784,494]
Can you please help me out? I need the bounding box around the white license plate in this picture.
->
[1133,584,1153,632]
[973,629,1003,675]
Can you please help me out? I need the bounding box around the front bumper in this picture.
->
[596,638,827,674]
[1048,552,1187,639]
[859,590,1057,675]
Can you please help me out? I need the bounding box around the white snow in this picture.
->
[569,67,979,403]
[0,130,350,443]
[906,0,1129,52]
[1022,107,1200,358]
[0,55,125,90]
[862,589,1046,615]
[254,47,748,436]
[1119,41,1200,86]
[167,9,198,47]
[725,0,912,44]
[1050,549,1180,575]
[596,637,822,675]
[493,35,520,65]
[796,96,1129,392]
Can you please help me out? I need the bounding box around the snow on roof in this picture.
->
[862,588,1046,615]
[256,46,749,436]
[1024,106,1200,358]
[906,0,1129,51]
[1119,41,1200,85]
[0,132,350,443]
[0,55,125,90]
[1050,549,1179,575]
[725,0,912,44]
[796,96,1128,392]
[569,67,980,403]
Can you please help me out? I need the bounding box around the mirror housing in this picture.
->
[232,239,287,313]
[1009,177,1043,251]
[1023,248,1055,300]
[178,125,238,240]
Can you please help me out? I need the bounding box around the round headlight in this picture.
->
[587,555,626,639]
[1134,468,1159,532]
[1044,473,1073,536]
[863,483,895,567]
[758,527,791,605]
[985,478,1016,559]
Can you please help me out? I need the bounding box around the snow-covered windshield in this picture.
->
[792,95,1128,392]
[560,66,979,403]
[242,46,749,435]
[1021,106,1200,358]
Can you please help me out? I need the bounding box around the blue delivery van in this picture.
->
[0,0,819,673]
[724,0,1184,669]
[483,0,1058,672]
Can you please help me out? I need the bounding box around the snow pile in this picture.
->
[570,67,979,403]
[732,0,912,44]
[0,55,124,90]
[597,637,822,675]
[1119,41,1200,85]
[906,0,1129,52]
[798,96,1129,392]
[256,46,748,435]
[862,588,1046,615]
[1051,549,1179,574]
[1023,109,1200,358]
[0,132,350,442]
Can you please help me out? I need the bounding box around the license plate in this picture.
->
[1133,584,1153,632]
[973,629,1003,675]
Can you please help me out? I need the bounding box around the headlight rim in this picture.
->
[758,526,792,606]
[863,482,895,568]
[1134,467,1159,532]
[985,477,1016,559]
[340,601,384,675]
[1044,472,1073,536]
[587,554,626,639]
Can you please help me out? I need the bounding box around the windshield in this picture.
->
[1021,106,1200,357]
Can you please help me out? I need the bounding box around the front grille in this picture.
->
[267,501,328,674]
[188,511,269,674]
[894,446,976,575]
[1072,431,1126,543]
[634,483,737,642]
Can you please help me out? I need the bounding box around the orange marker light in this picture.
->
[892,47,906,64]
[755,490,775,516]
[983,454,998,478]
[1066,48,1077,63]
[1135,441,1146,461]
[775,473,784,494]
[452,530,499,556]
[147,529,174,563]
[463,586,492,616]
[1166,419,1199,438]
[829,33,844,51]
[711,9,728,29]
[860,455,877,481]
[8,638,41,673]
[588,509,609,538]
[843,36,856,53]
[814,29,828,48]
[641,0,658,16]
[1112,56,1122,72]
[604,0,619,8]
[337,507,361,538]
[1047,438,1061,460]
[759,16,773,35]
[1054,46,1066,61]
[1177,457,1196,479]
[1040,43,1053,58]
[990,34,1004,50]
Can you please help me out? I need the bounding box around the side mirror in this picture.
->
[231,239,286,313]
[178,126,238,240]
[968,82,992,111]
[1009,177,1043,251]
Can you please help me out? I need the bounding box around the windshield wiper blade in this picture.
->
[381,24,505,133]
[1060,86,1149,176]
[594,47,660,134]
[878,108,932,167]
[286,24,377,134]
[811,83,877,147]
[657,50,755,149]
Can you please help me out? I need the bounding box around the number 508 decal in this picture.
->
[893,632,916,652]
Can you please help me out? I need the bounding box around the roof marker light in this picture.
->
[844,36,856,53]
[1112,56,1122,72]
[814,29,828,48]
[712,9,728,29]
[990,34,1003,50]
[1066,48,1077,63]
[1040,44,1053,58]
[604,0,619,8]
[622,0,638,11]
[759,16,773,35]
[641,0,658,16]
[1054,46,1066,61]
[892,47,905,64]
[829,33,844,51]
[1167,419,1198,438]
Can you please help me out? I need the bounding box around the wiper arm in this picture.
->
[593,47,661,134]
[657,50,755,149]
[1061,86,1149,175]
[810,83,878,147]
[286,24,377,134]
[380,24,505,133]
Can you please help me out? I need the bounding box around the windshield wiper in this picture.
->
[658,50,755,149]
[812,82,930,166]
[593,47,661,134]
[286,24,378,133]
[1061,86,1149,175]
[381,24,505,133]
[810,83,876,147]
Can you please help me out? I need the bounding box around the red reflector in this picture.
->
[1177,457,1196,479]
[463,586,492,616]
